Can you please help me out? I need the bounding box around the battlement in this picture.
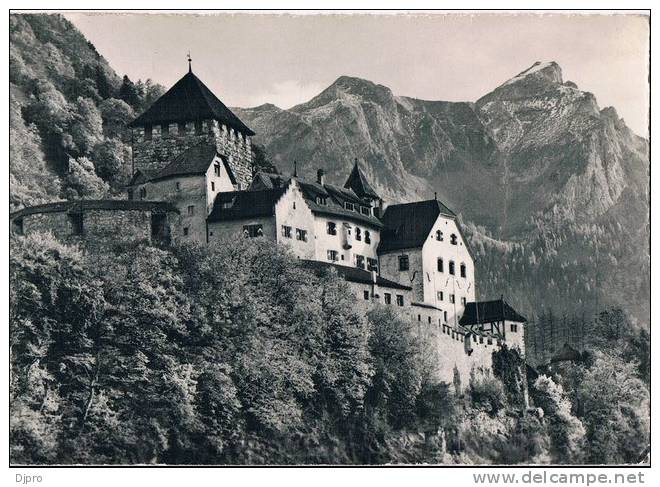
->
[131,119,253,189]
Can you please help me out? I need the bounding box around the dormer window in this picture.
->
[316,196,327,205]
[361,206,371,215]
[345,202,355,211]
[450,233,458,245]
[436,230,443,241]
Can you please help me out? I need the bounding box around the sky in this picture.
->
[65,12,650,135]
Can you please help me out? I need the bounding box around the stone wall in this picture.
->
[132,176,208,244]
[379,248,424,302]
[131,119,253,189]
[15,205,180,250]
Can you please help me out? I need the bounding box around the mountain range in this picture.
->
[9,14,650,338]
[234,61,650,330]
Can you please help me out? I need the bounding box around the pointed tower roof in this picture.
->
[129,70,254,136]
[344,158,379,200]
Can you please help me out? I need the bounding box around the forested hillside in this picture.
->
[9,234,650,464]
[10,14,165,210]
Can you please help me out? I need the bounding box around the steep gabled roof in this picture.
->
[207,186,289,222]
[128,70,255,136]
[128,143,237,185]
[459,299,528,327]
[344,159,379,200]
[378,199,456,252]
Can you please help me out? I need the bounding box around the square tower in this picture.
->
[128,68,255,189]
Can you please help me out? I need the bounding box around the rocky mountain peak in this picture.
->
[503,61,563,87]
[476,61,565,106]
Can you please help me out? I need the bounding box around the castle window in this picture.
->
[460,263,467,278]
[437,291,444,301]
[355,254,365,270]
[244,224,264,238]
[211,182,215,191]
[361,206,371,216]
[363,290,370,301]
[162,124,169,136]
[398,255,409,271]
[327,250,339,262]
[428,316,432,324]
[187,205,195,216]
[293,202,296,210]
[365,231,371,244]
[214,164,221,177]
[144,125,152,140]
[418,314,421,322]
[367,257,378,272]
[345,202,355,211]
[176,182,181,191]
[449,260,455,275]
[461,297,467,306]
[436,230,443,241]
[355,228,362,241]
[450,233,458,245]
[68,213,83,235]
[281,225,292,239]
[139,187,147,199]
[510,323,518,333]
[479,336,484,344]
[183,227,189,236]
[437,258,444,272]
[296,228,307,242]
[450,294,455,304]
[327,222,337,235]
[178,122,187,135]
[487,337,493,345]
[443,311,447,322]
[396,295,404,307]
[195,120,203,135]
[384,293,392,305]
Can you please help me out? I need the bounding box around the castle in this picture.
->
[10,65,527,384]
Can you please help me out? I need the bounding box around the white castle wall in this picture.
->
[421,215,476,326]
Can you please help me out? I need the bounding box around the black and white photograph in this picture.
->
[5,5,653,476]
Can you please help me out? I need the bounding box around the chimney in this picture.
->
[317,168,325,185]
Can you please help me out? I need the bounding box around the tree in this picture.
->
[63,156,109,199]
[91,138,130,185]
[532,375,586,464]
[98,98,134,138]
[579,352,650,464]
[118,75,140,108]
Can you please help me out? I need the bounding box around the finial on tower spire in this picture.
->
[187,51,192,73]
[293,160,298,178]
[434,191,437,200]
